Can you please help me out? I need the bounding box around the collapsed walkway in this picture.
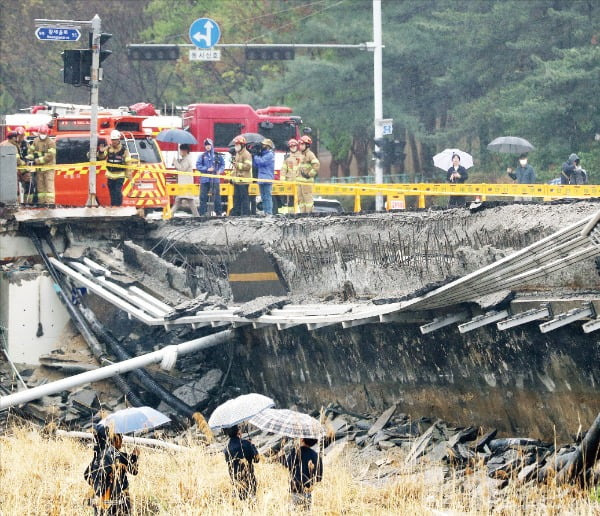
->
[49,210,600,335]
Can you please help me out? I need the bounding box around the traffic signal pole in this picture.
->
[35,15,105,207]
[87,14,101,207]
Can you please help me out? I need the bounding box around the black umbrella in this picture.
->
[228,133,265,146]
[487,136,534,154]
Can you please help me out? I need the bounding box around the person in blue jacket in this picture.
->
[253,138,276,215]
[196,138,225,216]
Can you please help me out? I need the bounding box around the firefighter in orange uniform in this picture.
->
[25,125,56,206]
[230,135,253,216]
[296,135,319,213]
[97,130,131,207]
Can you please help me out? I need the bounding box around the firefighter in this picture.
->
[230,135,253,216]
[297,135,320,213]
[281,138,302,213]
[25,125,56,206]
[97,130,131,207]
[14,127,36,204]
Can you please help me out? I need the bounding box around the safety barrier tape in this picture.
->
[14,162,600,199]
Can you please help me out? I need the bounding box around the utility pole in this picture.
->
[373,0,384,211]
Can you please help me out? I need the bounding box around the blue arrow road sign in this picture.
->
[189,18,221,49]
[36,27,81,41]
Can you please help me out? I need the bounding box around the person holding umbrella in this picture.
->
[223,425,260,501]
[446,153,468,207]
[84,423,140,515]
[507,154,536,184]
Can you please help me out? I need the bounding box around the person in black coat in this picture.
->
[446,153,468,207]
[280,437,323,509]
[223,425,259,500]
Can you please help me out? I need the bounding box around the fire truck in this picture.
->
[48,113,168,209]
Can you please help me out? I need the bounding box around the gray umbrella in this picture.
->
[487,136,535,154]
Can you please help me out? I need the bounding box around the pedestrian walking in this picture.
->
[97,130,132,206]
[280,438,323,510]
[223,425,259,501]
[230,136,253,216]
[25,125,56,206]
[253,138,275,215]
[196,139,225,216]
[84,424,140,515]
[446,153,468,207]
[297,135,319,213]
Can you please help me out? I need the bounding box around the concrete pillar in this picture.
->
[0,144,18,204]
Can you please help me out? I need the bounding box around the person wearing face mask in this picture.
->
[25,125,56,206]
[507,154,536,184]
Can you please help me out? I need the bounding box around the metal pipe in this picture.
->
[79,305,199,418]
[56,429,188,451]
[0,330,232,410]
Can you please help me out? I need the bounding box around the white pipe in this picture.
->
[56,429,188,451]
[0,330,233,410]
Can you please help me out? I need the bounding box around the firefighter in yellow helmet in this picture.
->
[230,135,253,215]
[25,125,56,206]
[296,135,319,213]
[97,130,132,206]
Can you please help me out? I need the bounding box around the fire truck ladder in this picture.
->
[121,131,140,163]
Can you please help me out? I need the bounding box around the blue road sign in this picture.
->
[189,18,221,49]
[36,27,81,41]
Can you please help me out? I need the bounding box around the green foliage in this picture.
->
[1,0,598,182]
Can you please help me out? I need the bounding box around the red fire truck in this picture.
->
[48,113,169,209]
[158,103,303,178]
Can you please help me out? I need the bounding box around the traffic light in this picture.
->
[245,46,295,60]
[127,44,180,60]
[373,137,386,160]
[61,33,112,86]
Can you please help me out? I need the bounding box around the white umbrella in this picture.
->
[99,406,170,435]
[433,148,474,171]
[248,408,325,439]
[208,393,275,430]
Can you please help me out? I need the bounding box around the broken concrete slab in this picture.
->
[368,404,397,436]
[160,368,222,410]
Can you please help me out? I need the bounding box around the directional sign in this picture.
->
[189,18,221,49]
[377,118,394,135]
[35,27,81,41]
[189,49,221,61]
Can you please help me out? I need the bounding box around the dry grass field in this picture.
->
[1,425,599,515]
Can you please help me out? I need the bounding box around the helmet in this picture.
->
[233,135,246,145]
[38,125,50,135]
[262,138,274,149]
[7,131,18,139]
[287,138,298,147]
[15,126,26,136]
[300,135,312,145]
[110,130,121,140]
